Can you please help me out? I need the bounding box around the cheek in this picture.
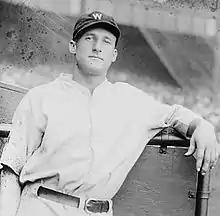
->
[75,47,88,62]
[76,42,91,55]
[76,45,87,56]
[104,50,115,62]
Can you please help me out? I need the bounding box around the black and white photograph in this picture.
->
[0,0,220,215]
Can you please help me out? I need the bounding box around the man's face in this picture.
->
[73,28,118,76]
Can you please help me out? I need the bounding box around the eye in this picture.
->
[85,35,93,41]
[104,38,112,44]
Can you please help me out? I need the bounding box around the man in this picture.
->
[0,11,219,216]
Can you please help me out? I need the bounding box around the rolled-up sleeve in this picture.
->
[163,104,202,137]
[0,89,46,176]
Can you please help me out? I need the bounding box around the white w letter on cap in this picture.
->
[92,13,102,20]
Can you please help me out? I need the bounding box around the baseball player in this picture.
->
[0,11,219,216]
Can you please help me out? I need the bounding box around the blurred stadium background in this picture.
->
[1,0,220,214]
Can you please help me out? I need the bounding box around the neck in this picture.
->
[71,63,106,93]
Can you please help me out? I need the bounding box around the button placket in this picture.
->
[87,94,95,175]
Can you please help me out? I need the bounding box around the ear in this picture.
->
[112,48,118,62]
[69,40,76,54]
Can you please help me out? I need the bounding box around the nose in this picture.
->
[92,40,102,53]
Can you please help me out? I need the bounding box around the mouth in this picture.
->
[89,56,104,61]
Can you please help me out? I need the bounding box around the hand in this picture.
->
[184,119,219,175]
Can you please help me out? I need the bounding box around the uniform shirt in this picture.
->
[0,73,200,216]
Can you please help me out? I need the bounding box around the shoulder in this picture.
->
[26,80,57,98]
[19,80,58,107]
[112,81,137,93]
[112,81,152,99]
[111,81,166,112]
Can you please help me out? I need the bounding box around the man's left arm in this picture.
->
[165,105,219,175]
[128,85,219,175]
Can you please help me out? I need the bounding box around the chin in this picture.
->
[89,69,105,76]
[88,65,106,75]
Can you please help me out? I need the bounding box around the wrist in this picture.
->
[187,118,203,137]
[187,118,214,138]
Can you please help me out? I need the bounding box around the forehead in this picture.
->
[84,28,116,39]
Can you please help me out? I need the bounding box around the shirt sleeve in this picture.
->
[162,104,202,138]
[126,83,202,138]
[142,95,203,138]
[0,88,47,176]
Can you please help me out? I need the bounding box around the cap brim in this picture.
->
[73,21,120,45]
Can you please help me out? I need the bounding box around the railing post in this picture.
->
[195,169,211,216]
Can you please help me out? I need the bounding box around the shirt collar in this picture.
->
[58,73,111,94]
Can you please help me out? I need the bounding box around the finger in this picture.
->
[211,142,219,168]
[217,144,220,159]
[210,148,216,169]
[185,137,196,156]
[213,147,219,168]
[201,148,211,175]
[196,148,205,172]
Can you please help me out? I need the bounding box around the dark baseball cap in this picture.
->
[72,11,121,46]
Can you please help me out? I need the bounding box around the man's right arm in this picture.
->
[0,166,21,216]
